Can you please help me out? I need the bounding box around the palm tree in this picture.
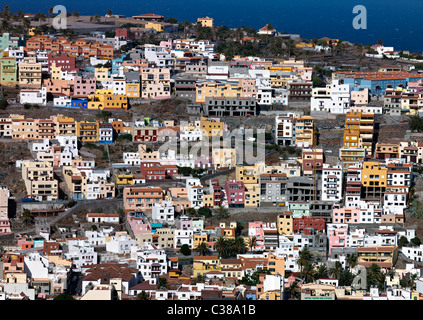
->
[288,281,300,300]
[137,291,150,300]
[346,254,358,269]
[329,261,343,279]
[234,237,247,254]
[106,9,113,17]
[299,263,315,284]
[48,7,54,18]
[314,264,329,281]
[157,277,168,289]
[248,236,257,252]
[195,241,211,256]
[213,237,227,257]
[73,11,79,20]
[366,263,385,291]
[297,247,312,272]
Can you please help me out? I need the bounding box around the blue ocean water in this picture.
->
[4,0,423,52]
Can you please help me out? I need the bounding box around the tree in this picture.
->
[297,247,312,272]
[411,237,421,246]
[346,254,358,269]
[248,236,257,251]
[197,207,211,218]
[213,236,227,257]
[408,115,423,132]
[157,277,168,289]
[377,39,383,46]
[106,9,113,17]
[398,236,409,248]
[312,75,324,87]
[329,261,343,279]
[234,237,247,254]
[338,269,355,286]
[22,209,34,225]
[194,241,210,256]
[73,11,79,19]
[366,263,385,291]
[288,281,301,299]
[186,207,196,216]
[0,99,9,110]
[164,18,177,24]
[53,293,75,300]
[299,263,315,283]
[314,264,328,281]
[137,291,150,300]
[179,244,191,256]
[48,7,54,17]
[91,225,98,231]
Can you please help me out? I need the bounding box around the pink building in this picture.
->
[73,76,96,97]
[0,187,10,235]
[328,226,348,254]
[332,205,361,224]
[17,234,34,250]
[180,216,193,230]
[248,221,265,251]
[224,180,245,208]
[351,88,369,105]
[127,213,152,235]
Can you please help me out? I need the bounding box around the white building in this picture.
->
[152,201,175,223]
[65,239,98,271]
[310,79,351,114]
[131,243,168,284]
[84,230,108,246]
[123,152,141,166]
[174,229,193,249]
[187,178,203,209]
[105,234,136,254]
[20,86,47,105]
[321,163,343,202]
[53,96,72,107]
[401,244,423,263]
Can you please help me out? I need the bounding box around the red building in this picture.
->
[224,180,245,208]
[293,217,326,235]
[133,127,158,142]
[43,241,60,255]
[48,52,77,73]
[140,162,166,180]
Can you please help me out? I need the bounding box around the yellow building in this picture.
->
[277,211,293,235]
[361,161,387,188]
[22,161,58,201]
[115,174,135,186]
[267,253,285,276]
[258,291,282,300]
[202,194,214,208]
[56,114,76,136]
[197,17,214,28]
[28,27,36,36]
[295,115,315,148]
[96,88,113,95]
[195,82,244,104]
[193,256,220,277]
[87,93,128,110]
[145,22,164,32]
[220,258,243,279]
[50,62,62,80]
[212,148,236,169]
[200,117,224,137]
[244,184,260,208]
[77,120,98,142]
[343,129,361,148]
[193,233,208,249]
[296,42,314,48]
[94,67,110,82]
[236,163,265,184]
[126,82,140,98]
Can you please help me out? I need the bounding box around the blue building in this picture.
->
[71,99,88,108]
[341,72,423,96]
[112,54,127,74]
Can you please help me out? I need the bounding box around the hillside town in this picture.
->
[1,7,423,302]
